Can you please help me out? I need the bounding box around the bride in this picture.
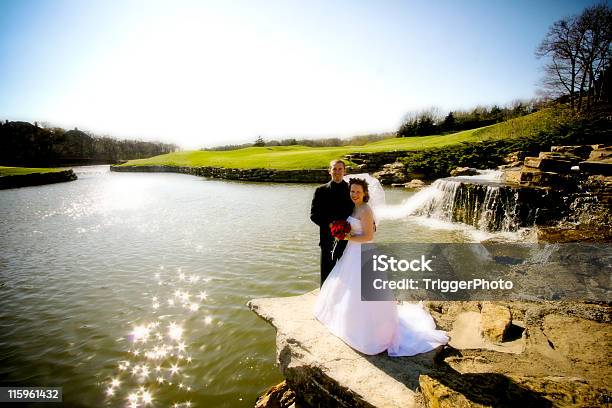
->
[314,176,449,356]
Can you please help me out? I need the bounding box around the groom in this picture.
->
[310,159,355,286]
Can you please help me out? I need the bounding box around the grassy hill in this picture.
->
[0,166,68,176]
[117,108,570,170]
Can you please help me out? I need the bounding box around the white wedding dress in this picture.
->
[314,215,449,356]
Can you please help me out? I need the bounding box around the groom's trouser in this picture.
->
[320,239,348,286]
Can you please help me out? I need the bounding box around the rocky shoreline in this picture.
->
[502,144,612,242]
[109,150,416,183]
[249,291,611,408]
[110,164,331,183]
[0,169,77,190]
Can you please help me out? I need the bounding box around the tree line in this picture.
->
[400,115,610,179]
[397,99,547,138]
[212,97,547,150]
[204,132,395,151]
[0,120,179,166]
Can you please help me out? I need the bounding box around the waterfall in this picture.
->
[379,170,542,233]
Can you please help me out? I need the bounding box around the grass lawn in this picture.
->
[118,109,567,170]
[0,166,68,176]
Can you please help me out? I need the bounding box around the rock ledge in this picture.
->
[249,290,611,407]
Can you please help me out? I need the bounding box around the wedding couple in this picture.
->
[310,159,448,356]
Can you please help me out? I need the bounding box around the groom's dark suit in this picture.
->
[310,180,355,286]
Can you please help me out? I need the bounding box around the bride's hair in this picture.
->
[349,178,369,202]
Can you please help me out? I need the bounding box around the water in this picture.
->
[380,171,538,235]
[0,166,512,407]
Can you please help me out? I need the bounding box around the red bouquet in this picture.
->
[330,219,352,240]
[330,220,351,259]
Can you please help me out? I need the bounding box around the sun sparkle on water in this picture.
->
[104,266,210,407]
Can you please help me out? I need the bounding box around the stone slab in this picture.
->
[579,159,612,176]
[249,290,612,407]
[249,290,434,408]
[523,156,573,173]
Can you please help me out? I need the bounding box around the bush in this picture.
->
[397,99,548,137]
[400,117,610,179]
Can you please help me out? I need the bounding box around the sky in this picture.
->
[0,0,601,149]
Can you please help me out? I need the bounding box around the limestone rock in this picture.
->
[373,162,407,185]
[383,162,406,170]
[343,152,411,172]
[419,375,487,408]
[254,380,296,408]
[497,162,522,170]
[538,151,583,164]
[248,290,431,408]
[480,303,512,343]
[501,166,569,188]
[587,146,612,161]
[542,314,612,366]
[505,375,611,407]
[512,168,564,186]
[578,146,612,174]
[495,145,611,238]
[447,311,524,354]
[579,158,612,175]
[450,167,479,177]
[551,145,593,159]
[503,151,529,164]
[502,170,521,185]
[535,226,612,243]
[405,179,426,189]
[111,165,331,183]
[420,372,609,408]
[249,291,611,408]
[584,174,612,197]
[523,156,573,173]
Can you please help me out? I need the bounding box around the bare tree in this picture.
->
[576,3,611,110]
[536,16,582,109]
[536,3,611,113]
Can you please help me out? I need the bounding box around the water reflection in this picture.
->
[37,174,151,221]
[1,166,479,407]
[105,267,210,407]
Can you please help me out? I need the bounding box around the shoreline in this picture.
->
[110,164,331,183]
[0,168,77,189]
[249,290,612,407]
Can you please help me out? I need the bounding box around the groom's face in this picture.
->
[329,162,345,183]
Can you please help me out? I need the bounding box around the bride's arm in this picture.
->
[348,206,375,242]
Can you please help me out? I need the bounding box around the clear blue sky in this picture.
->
[0,0,600,148]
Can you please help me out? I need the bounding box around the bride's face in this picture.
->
[350,184,364,204]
